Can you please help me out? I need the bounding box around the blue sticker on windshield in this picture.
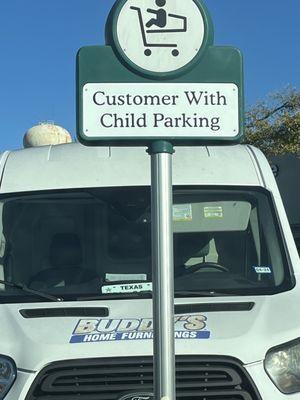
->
[70,315,211,343]
[253,266,272,274]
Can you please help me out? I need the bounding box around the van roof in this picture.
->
[0,143,267,193]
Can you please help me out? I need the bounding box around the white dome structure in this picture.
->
[23,123,72,148]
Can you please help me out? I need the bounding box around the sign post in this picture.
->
[147,141,175,399]
[77,0,244,398]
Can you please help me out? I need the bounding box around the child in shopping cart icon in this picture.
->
[146,0,168,29]
[130,1,187,57]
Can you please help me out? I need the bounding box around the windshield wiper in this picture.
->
[78,290,236,301]
[77,292,153,301]
[175,290,236,297]
[0,279,63,302]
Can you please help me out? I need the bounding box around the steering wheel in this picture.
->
[183,262,229,274]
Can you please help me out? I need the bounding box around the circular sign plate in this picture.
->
[106,0,213,78]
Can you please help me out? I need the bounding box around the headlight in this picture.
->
[0,356,16,399]
[265,338,300,394]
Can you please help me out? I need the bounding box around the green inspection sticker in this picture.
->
[204,206,223,219]
[173,204,193,222]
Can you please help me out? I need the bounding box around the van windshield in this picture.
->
[0,187,292,302]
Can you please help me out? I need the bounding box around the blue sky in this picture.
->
[0,0,299,150]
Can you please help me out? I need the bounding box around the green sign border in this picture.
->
[76,45,244,146]
[105,0,214,80]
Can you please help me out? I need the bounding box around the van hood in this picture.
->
[1,288,300,371]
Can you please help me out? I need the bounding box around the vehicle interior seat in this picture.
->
[214,232,246,273]
[28,233,99,290]
[174,232,211,276]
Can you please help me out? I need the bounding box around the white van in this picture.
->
[0,142,299,400]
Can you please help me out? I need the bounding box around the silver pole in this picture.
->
[149,141,176,400]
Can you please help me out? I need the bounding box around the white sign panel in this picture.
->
[83,83,239,139]
[116,0,205,73]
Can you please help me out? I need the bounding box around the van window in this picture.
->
[173,189,289,292]
[0,187,292,302]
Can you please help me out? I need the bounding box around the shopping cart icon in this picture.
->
[130,6,187,57]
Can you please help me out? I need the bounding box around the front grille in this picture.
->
[25,356,261,400]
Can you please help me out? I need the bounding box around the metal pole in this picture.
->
[147,141,176,400]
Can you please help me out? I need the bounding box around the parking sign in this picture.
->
[77,0,244,145]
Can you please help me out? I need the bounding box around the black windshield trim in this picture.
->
[0,286,294,304]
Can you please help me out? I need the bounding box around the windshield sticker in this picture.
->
[253,266,272,274]
[105,273,147,282]
[173,204,193,222]
[70,315,210,343]
[204,206,223,219]
[102,282,152,294]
